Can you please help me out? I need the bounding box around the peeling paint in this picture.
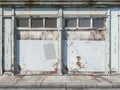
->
[64,66,69,71]
[24,0,35,7]
[17,64,22,71]
[64,31,105,40]
[20,68,58,75]
[87,1,97,5]
[3,7,113,75]
[0,1,120,6]
[62,64,68,74]
[52,62,58,68]
[17,40,58,73]
[76,56,85,68]
[17,31,59,40]
[65,41,106,72]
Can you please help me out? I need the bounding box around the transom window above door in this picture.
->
[65,17,106,30]
[16,17,106,30]
[16,17,57,28]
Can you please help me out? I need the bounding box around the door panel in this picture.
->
[16,31,59,74]
[63,30,106,73]
[15,8,108,75]
[63,40,105,72]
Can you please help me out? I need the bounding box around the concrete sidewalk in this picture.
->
[0,75,120,90]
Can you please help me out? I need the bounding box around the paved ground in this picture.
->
[0,75,120,90]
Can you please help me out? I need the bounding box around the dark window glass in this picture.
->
[45,18,57,28]
[93,18,105,28]
[79,18,90,27]
[31,18,43,28]
[65,18,77,27]
[17,18,29,27]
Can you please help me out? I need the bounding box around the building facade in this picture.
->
[0,0,120,75]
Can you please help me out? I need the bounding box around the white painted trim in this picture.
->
[29,17,31,29]
[105,9,110,74]
[90,18,93,28]
[118,11,120,73]
[77,18,79,28]
[65,27,106,30]
[58,8,63,75]
[11,8,15,75]
[17,28,58,31]
[15,15,59,18]
[0,7,2,75]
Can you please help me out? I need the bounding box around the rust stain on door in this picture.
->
[17,64,22,72]
[76,56,85,68]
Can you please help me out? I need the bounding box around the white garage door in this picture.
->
[15,8,109,75]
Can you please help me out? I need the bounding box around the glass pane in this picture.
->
[45,18,57,28]
[93,18,105,28]
[79,18,90,27]
[65,18,77,27]
[17,18,29,27]
[31,18,43,28]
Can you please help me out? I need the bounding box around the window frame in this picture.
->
[16,18,29,28]
[92,17,106,28]
[16,16,107,31]
[16,16,58,31]
[31,18,44,28]
[64,18,77,28]
[64,17,107,31]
